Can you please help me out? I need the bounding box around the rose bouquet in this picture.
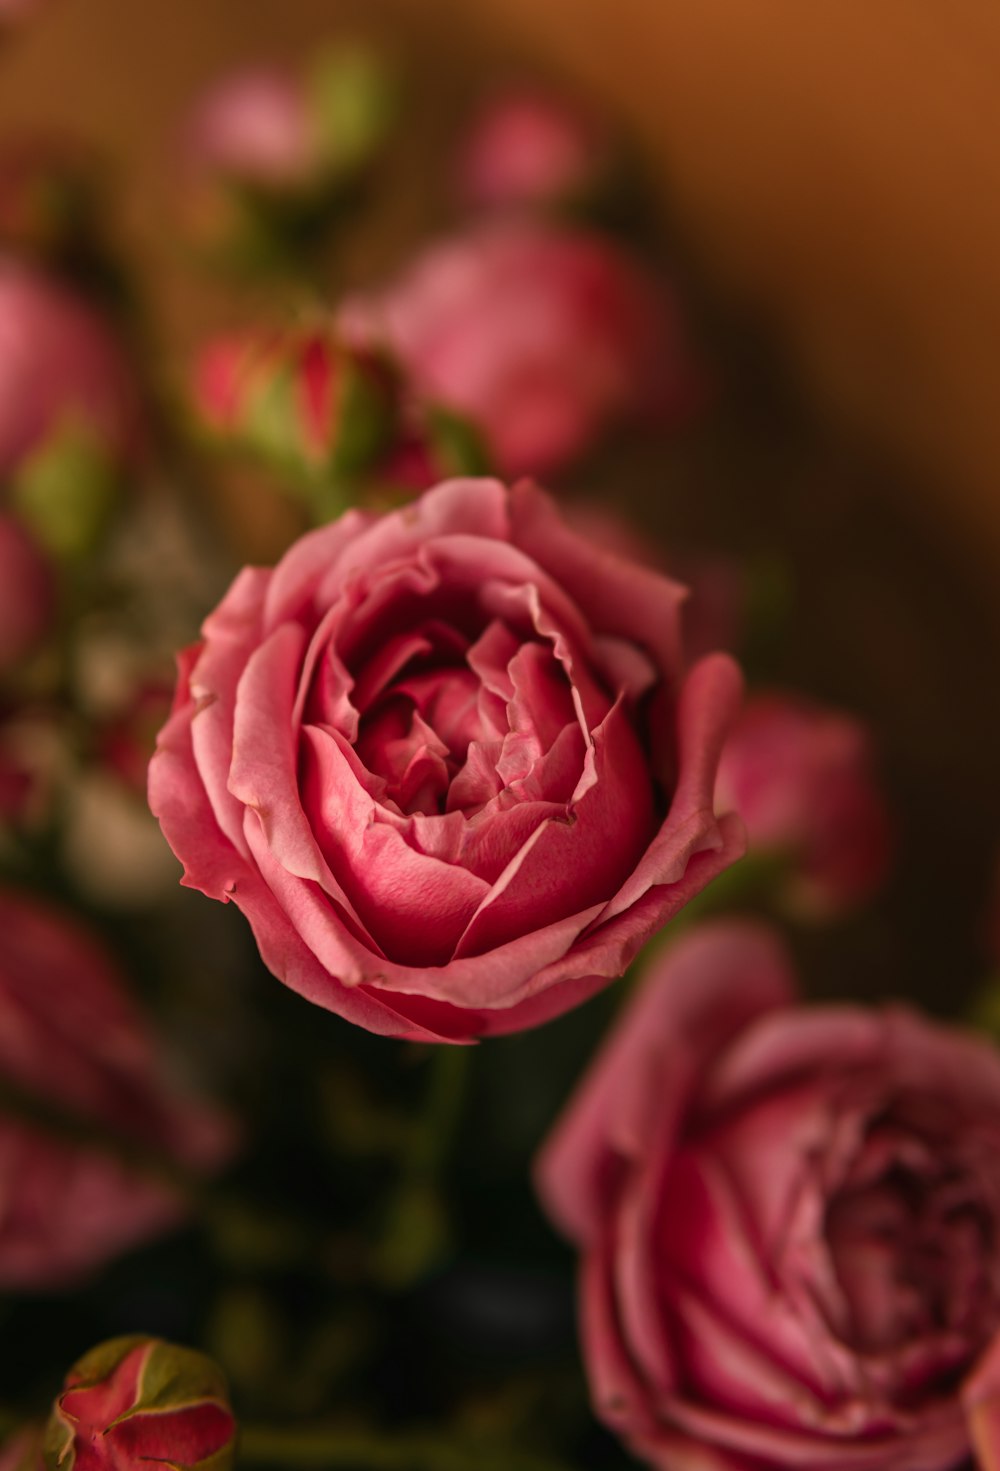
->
[0,13,997,1471]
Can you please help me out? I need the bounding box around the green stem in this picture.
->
[239,1425,574,1471]
[410,1045,471,1178]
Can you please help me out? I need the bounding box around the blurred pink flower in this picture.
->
[185,70,314,189]
[715,689,892,916]
[0,889,232,1288]
[456,87,609,213]
[537,919,1000,1471]
[0,259,141,479]
[339,223,699,478]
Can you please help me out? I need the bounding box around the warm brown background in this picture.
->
[3,0,1000,584]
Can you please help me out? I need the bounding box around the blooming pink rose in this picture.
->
[0,259,141,479]
[456,87,610,213]
[338,224,698,479]
[0,514,53,668]
[149,478,744,1042]
[0,888,231,1288]
[537,919,1000,1471]
[44,1336,235,1471]
[715,690,892,917]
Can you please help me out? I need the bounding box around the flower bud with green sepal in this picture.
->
[191,325,397,506]
[44,1337,236,1471]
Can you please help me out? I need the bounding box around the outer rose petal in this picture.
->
[535,920,795,1244]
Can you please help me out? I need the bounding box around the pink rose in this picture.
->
[715,690,892,917]
[537,919,1000,1471]
[0,889,231,1288]
[150,478,744,1042]
[455,87,610,213]
[44,1336,235,1471]
[0,259,141,479]
[338,224,698,478]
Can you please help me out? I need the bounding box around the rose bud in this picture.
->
[715,689,892,917]
[537,918,1000,1471]
[44,1336,235,1471]
[337,223,701,480]
[0,888,232,1288]
[182,45,393,262]
[150,477,744,1042]
[0,514,54,669]
[456,86,612,215]
[191,324,396,495]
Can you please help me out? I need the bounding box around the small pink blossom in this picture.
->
[185,70,314,189]
[456,87,609,213]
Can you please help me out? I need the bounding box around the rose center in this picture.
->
[825,1156,996,1358]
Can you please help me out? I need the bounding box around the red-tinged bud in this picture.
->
[44,1337,236,1471]
[191,325,395,489]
